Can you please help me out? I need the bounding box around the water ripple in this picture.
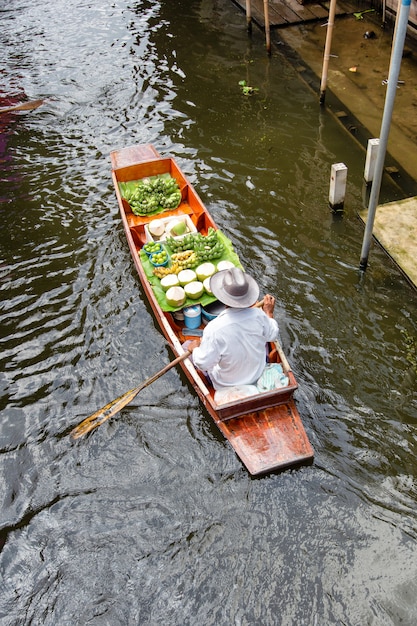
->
[1,0,417,624]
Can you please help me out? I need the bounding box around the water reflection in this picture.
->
[1,0,417,624]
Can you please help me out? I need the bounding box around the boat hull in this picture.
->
[110,143,314,474]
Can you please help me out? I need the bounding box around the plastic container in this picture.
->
[172,310,185,322]
[201,301,227,325]
[183,304,201,329]
[145,214,197,242]
[143,242,162,256]
[149,249,169,267]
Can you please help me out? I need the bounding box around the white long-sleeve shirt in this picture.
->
[192,307,279,390]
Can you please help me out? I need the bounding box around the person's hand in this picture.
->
[183,339,201,353]
[262,294,275,318]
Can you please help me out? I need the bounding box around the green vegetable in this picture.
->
[165,227,224,262]
[120,174,182,216]
[143,242,162,254]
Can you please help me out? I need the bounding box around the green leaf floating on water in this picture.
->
[239,80,259,96]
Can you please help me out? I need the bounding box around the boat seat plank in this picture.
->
[110,144,159,170]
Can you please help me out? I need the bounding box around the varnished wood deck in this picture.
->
[232,0,350,28]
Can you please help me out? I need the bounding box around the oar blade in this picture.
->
[69,350,192,440]
[0,99,45,114]
[70,385,141,439]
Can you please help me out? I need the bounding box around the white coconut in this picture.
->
[184,281,204,300]
[148,219,165,238]
[160,274,180,291]
[178,269,197,286]
[196,262,216,282]
[216,260,235,272]
[165,286,186,308]
[203,277,212,294]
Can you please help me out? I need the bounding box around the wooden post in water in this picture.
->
[263,0,271,55]
[319,0,337,105]
[245,0,252,33]
[329,163,347,212]
[364,139,379,183]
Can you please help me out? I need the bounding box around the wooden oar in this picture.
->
[71,300,271,439]
[70,350,192,439]
[0,99,45,114]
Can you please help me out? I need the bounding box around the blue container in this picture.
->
[183,305,201,329]
[143,242,162,256]
[202,301,227,324]
[149,249,169,267]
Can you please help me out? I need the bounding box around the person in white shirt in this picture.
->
[185,267,278,390]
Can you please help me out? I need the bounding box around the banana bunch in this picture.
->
[152,249,199,278]
[166,227,224,262]
[171,250,199,268]
[153,263,182,278]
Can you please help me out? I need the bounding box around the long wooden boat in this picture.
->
[110,143,314,475]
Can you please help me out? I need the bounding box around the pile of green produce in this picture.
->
[149,249,169,266]
[140,229,242,311]
[120,174,182,216]
[165,227,224,261]
[143,242,162,255]
[153,229,225,278]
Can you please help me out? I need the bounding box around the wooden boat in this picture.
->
[110,143,314,475]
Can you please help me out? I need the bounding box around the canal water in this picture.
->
[1,0,417,624]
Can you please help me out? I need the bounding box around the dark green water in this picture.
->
[1,0,417,624]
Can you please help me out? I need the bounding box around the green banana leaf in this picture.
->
[140,230,243,312]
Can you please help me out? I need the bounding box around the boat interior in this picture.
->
[111,149,299,422]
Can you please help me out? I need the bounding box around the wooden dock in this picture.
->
[231,1,417,290]
[232,0,350,29]
[360,197,417,288]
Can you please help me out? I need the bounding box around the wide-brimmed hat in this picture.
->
[209,267,259,308]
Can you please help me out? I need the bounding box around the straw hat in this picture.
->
[209,267,259,308]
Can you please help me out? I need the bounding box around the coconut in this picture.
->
[178,269,197,286]
[148,219,165,238]
[216,260,235,272]
[167,219,187,237]
[160,274,180,291]
[196,262,216,282]
[165,219,187,237]
[203,277,212,294]
[165,286,186,308]
[184,281,204,300]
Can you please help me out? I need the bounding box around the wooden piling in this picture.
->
[319,0,337,105]
[246,0,252,32]
[263,0,271,54]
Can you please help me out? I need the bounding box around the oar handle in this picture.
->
[70,349,191,439]
[136,349,191,391]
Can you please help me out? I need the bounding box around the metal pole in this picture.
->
[359,0,411,271]
[319,0,337,105]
